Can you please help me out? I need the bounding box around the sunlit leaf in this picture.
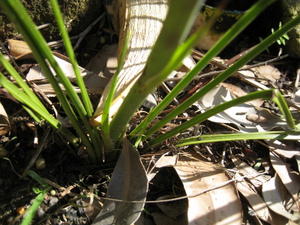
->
[262,175,300,222]
[174,153,242,225]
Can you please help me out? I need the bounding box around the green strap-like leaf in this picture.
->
[177,130,300,146]
[109,0,205,141]
[145,10,300,139]
[50,0,94,117]
[149,89,273,146]
[130,0,276,140]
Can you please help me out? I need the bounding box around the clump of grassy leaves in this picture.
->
[0,0,300,224]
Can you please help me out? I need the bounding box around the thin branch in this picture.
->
[96,172,266,204]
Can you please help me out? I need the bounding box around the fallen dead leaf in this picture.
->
[0,100,10,135]
[234,173,272,224]
[270,152,300,208]
[197,84,289,132]
[231,157,270,189]
[267,140,300,159]
[85,44,118,94]
[92,139,148,225]
[262,175,300,222]
[8,39,32,58]
[174,153,242,225]
[252,65,281,84]
[221,83,264,107]
[26,55,89,81]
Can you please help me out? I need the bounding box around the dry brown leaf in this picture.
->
[237,69,269,90]
[85,44,118,94]
[0,100,10,136]
[25,53,107,96]
[270,152,300,208]
[179,56,196,72]
[155,155,178,168]
[8,39,32,58]
[234,173,271,223]
[268,140,300,159]
[221,83,264,107]
[92,139,148,225]
[26,55,89,81]
[269,210,289,225]
[198,84,257,129]
[198,85,272,132]
[174,153,242,225]
[197,84,290,132]
[231,157,270,188]
[252,65,281,84]
[262,175,300,222]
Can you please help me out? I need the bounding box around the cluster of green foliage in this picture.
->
[0,0,300,223]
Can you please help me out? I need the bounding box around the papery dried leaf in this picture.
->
[252,65,281,84]
[234,173,271,223]
[221,83,263,107]
[8,39,32,58]
[174,153,242,225]
[92,139,148,225]
[270,152,300,207]
[197,85,289,132]
[25,54,103,95]
[231,157,270,188]
[0,100,10,135]
[85,44,118,94]
[268,140,300,159]
[155,154,178,168]
[180,56,196,72]
[262,175,300,222]
[26,55,88,81]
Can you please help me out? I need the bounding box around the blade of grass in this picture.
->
[20,190,47,225]
[0,54,49,114]
[176,130,300,146]
[0,1,88,118]
[109,0,205,141]
[50,0,93,117]
[272,89,296,129]
[0,72,81,145]
[130,0,276,139]
[27,170,50,187]
[0,73,60,128]
[0,0,98,162]
[23,106,42,123]
[145,12,300,138]
[148,89,273,146]
[49,0,104,161]
[99,35,129,153]
[21,170,50,225]
[101,34,129,130]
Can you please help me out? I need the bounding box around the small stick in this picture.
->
[22,129,51,176]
